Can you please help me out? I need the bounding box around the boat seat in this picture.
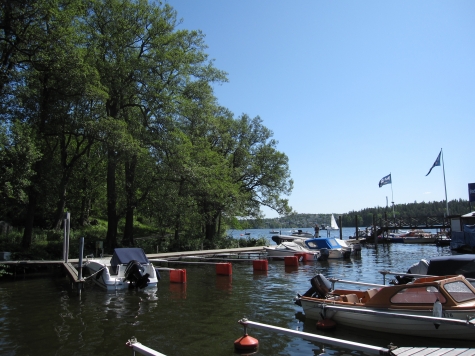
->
[341,294,359,304]
[363,288,378,302]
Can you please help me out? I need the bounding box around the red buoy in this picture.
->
[316,318,336,329]
[234,334,259,353]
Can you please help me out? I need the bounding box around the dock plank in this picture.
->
[440,350,470,356]
[392,347,423,356]
[418,349,456,356]
[411,348,443,356]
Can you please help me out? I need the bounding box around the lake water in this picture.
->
[0,228,472,356]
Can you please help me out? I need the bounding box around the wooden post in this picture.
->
[78,237,84,295]
[355,215,358,240]
[373,214,378,246]
[63,212,70,262]
[339,216,342,240]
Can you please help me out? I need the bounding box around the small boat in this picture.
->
[390,254,475,286]
[264,241,322,260]
[291,229,314,237]
[399,229,436,244]
[295,273,475,341]
[84,248,160,291]
[327,214,339,230]
[304,237,351,259]
[271,234,309,245]
[435,235,451,246]
[269,230,280,234]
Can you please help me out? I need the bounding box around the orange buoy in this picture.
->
[316,318,336,329]
[284,256,298,266]
[234,334,259,353]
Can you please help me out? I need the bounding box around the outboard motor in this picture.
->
[295,274,333,306]
[310,274,333,297]
[319,248,329,261]
[124,260,150,289]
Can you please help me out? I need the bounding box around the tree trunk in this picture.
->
[53,179,68,230]
[22,186,38,250]
[105,149,118,252]
[122,156,137,246]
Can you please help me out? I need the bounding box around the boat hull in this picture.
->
[403,237,437,244]
[85,259,158,291]
[264,247,320,260]
[300,299,475,340]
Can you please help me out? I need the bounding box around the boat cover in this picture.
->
[464,224,475,233]
[305,238,341,250]
[427,255,475,278]
[110,248,150,268]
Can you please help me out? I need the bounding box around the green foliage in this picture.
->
[0,0,293,251]
[0,264,11,277]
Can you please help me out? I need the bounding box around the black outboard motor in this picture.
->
[295,274,333,306]
[124,260,150,289]
[319,249,329,261]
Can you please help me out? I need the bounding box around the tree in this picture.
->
[85,0,227,251]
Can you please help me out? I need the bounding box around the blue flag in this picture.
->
[426,150,441,176]
[379,174,391,187]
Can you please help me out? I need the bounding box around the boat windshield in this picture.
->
[444,281,475,303]
[390,286,447,304]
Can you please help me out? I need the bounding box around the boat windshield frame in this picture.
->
[444,280,475,303]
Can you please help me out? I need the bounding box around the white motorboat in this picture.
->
[336,239,361,256]
[84,248,159,291]
[295,273,475,341]
[304,238,351,259]
[264,241,321,260]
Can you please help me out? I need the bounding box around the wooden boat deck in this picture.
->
[391,347,475,356]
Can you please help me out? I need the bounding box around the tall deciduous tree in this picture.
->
[85,0,226,251]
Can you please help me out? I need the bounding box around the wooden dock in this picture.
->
[391,347,475,356]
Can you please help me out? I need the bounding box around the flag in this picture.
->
[379,174,391,187]
[426,150,441,176]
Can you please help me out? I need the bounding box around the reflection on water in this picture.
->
[0,230,467,355]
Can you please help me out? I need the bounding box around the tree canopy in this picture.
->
[0,0,293,252]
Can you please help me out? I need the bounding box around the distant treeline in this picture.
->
[238,199,471,229]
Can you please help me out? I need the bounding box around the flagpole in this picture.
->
[390,173,395,219]
[441,148,449,216]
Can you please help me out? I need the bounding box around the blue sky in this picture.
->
[166,0,475,218]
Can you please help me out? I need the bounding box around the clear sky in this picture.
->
[166,0,475,218]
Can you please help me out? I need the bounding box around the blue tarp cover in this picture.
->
[305,238,340,250]
[110,248,149,267]
[464,224,475,234]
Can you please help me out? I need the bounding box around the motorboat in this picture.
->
[388,255,475,287]
[304,237,351,259]
[271,234,309,245]
[336,239,362,256]
[295,273,475,341]
[291,229,314,237]
[399,229,436,244]
[84,248,160,291]
[264,241,322,260]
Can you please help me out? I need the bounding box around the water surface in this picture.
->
[0,228,470,355]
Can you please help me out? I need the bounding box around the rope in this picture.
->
[82,266,106,280]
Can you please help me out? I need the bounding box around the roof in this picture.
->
[305,238,341,250]
[110,248,150,267]
[427,254,475,278]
